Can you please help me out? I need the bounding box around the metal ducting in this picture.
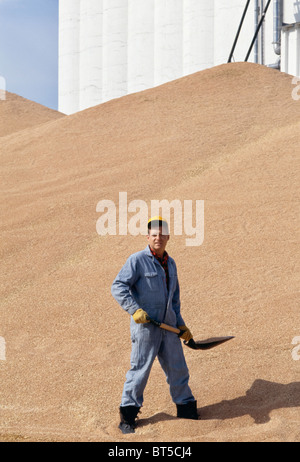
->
[267,0,283,70]
[273,0,282,55]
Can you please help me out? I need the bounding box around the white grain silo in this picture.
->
[59,0,81,115]
[59,1,295,115]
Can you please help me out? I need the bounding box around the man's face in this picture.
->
[147,226,169,256]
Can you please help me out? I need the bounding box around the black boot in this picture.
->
[176,400,199,420]
[119,405,140,434]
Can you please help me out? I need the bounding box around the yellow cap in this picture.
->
[147,215,166,224]
[147,216,169,232]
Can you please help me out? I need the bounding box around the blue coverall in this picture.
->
[111,245,195,408]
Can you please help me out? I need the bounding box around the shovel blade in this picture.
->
[184,336,234,350]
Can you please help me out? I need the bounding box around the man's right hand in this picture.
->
[132,309,150,324]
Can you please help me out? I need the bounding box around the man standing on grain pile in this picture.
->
[111,216,198,434]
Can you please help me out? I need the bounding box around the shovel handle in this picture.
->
[146,316,183,336]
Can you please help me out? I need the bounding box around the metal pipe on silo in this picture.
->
[267,0,282,69]
[260,0,265,64]
[254,0,260,63]
[273,0,282,55]
[245,0,272,62]
[227,0,251,63]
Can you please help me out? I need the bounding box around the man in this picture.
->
[111,216,198,434]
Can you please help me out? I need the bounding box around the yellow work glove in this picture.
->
[178,325,193,342]
[132,309,150,324]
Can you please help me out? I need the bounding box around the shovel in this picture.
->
[146,316,234,350]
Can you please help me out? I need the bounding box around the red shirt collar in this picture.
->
[149,245,168,263]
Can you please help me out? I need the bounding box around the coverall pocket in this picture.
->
[144,272,160,291]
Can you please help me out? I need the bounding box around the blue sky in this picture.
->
[0,0,58,110]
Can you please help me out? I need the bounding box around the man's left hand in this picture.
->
[178,325,193,342]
